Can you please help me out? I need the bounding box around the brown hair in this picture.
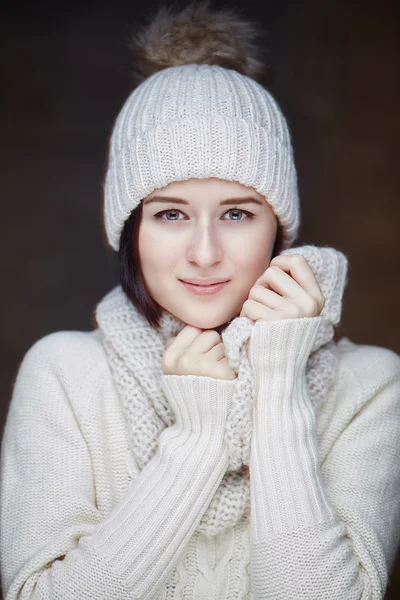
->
[119,200,284,332]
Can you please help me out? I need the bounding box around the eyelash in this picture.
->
[153,208,255,222]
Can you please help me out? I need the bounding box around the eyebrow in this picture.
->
[143,195,264,207]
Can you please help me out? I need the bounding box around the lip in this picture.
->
[179,280,230,295]
[180,278,230,285]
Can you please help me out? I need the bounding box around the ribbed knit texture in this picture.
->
[249,317,336,539]
[2,245,400,598]
[103,63,300,252]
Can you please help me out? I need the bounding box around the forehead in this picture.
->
[145,177,266,202]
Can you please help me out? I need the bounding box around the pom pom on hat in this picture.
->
[129,0,268,84]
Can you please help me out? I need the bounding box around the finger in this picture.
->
[258,266,311,304]
[165,325,203,360]
[187,329,221,355]
[248,284,285,309]
[206,342,226,362]
[268,254,322,298]
[214,358,237,380]
[165,337,176,349]
[241,298,278,322]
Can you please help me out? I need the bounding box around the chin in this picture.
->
[179,310,234,331]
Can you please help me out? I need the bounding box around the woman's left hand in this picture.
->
[239,254,325,322]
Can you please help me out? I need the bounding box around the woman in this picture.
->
[1,2,400,599]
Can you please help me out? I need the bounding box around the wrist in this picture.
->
[248,316,322,377]
[161,373,235,436]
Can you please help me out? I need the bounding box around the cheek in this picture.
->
[138,227,177,276]
[230,233,272,270]
[226,232,273,296]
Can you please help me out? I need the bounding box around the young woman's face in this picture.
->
[139,177,278,330]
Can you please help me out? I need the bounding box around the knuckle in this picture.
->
[291,305,302,318]
[307,297,319,315]
[161,354,171,369]
[292,254,306,265]
[196,359,208,377]
[161,361,173,375]
[177,354,190,370]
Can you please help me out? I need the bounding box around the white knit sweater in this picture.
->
[1,308,400,598]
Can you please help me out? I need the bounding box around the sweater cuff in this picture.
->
[248,316,336,541]
[161,374,236,439]
[248,316,322,378]
[87,375,235,590]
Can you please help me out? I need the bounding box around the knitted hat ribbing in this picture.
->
[103,62,300,252]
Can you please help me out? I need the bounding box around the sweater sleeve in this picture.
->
[247,317,400,600]
[0,337,235,600]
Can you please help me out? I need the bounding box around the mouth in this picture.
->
[179,280,230,296]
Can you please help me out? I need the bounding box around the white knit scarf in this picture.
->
[95,245,348,537]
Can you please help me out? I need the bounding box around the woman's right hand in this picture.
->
[162,326,237,381]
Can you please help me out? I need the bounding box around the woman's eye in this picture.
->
[224,209,253,221]
[154,210,185,221]
[153,208,254,221]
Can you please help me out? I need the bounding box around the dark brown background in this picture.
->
[1,0,399,597]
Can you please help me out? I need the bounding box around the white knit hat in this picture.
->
[103,59,300,253]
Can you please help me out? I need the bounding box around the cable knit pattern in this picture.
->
[95,245,347,537]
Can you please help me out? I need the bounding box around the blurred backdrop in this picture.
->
[1,0,399,597]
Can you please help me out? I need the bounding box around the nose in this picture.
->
[186,223,223,267]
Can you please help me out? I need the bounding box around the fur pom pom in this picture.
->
[130,0,268,84]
